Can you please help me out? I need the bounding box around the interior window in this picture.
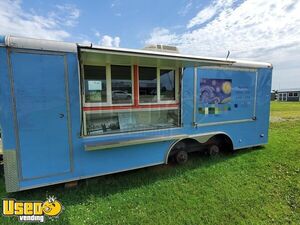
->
[160,69,175,101]
[111,65,132,104]
[85,109,179,135]
[84,65,107,103]
[139,67,157,103]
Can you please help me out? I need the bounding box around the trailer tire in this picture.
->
[206,134,233,155]
[174,150,188,164]
[208,144,220,157]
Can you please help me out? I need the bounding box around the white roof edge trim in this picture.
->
[79,44,235,64]
[3,36,272,69]
[5,35,77,53]
[232,60,273,69]
[79,44,272,69]
[80,47,234,66]
[277,88,300,92]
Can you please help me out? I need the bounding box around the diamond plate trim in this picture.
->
[3,150,19,192]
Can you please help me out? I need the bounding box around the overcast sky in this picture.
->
[0,0,299,90]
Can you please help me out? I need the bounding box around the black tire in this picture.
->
[208,144,220,157]
[175,150,188,164]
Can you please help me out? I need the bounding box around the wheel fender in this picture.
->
[164,132,233,164]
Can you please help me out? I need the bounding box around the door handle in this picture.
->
[59,113,65,118]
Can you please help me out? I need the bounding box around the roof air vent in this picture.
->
[143,44,179,53]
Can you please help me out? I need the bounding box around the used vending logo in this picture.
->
[2,196,63,223]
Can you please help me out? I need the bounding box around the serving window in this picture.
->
[160,69,176,101]
[111,65,133,104]
[84,65,107,103]
[139,67,157,103]
[138,67,179,104]
[81,63,181,136]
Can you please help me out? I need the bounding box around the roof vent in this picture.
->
[143,44,179,53]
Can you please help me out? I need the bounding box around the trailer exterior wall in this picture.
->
[0,36,5,45]
[0,48,179,191]
[0,42,272,192]
[182,67,271,148]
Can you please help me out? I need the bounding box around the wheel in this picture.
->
[208,144,220,157]
[175,150,188,164]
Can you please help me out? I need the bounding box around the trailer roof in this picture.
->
[277,88,300,92]
[4,35,272,69]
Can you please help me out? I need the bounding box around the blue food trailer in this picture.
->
[0,35,272,192]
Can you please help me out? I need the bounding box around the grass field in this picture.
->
[0,102,299,225]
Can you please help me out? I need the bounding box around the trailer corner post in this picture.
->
[193,66,198,127]
[133,65,139,107]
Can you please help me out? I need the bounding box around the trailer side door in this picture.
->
[10,51,72,180]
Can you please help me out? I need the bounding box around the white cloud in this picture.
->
[81,40,92,45]
[95,31,101,38]
[79,32,121,48]
[53,4,80,27]
[111,0,120,8]
[0,0,80,40]
[146,0,300,89]
[145,28,178,46]
[178,0,193,16]
[99,35,121,47]
[113,36,121,47]
[187,0,237,28]
[187,5,217,28]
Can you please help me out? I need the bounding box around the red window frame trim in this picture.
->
[83,103,179,111]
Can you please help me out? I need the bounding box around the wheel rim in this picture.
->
[176,151,188,164]
[209,145,220,156]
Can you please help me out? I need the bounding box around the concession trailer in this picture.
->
[0,35,273,192]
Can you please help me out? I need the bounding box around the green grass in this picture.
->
[270,101,300,122]
[0,102,299,224]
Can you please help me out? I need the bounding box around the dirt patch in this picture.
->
[270,116,300,123]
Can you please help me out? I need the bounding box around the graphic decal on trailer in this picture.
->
[199,78,232,114]
[200,78,232,104]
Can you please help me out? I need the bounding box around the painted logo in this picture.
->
[2,196,63,223]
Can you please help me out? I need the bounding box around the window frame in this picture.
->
[81,63,181,137]
[159,68,179,103]
[82,63,134,107]
[111,64,135,105]
[137,66,158,104]
[293,92,298,97]
[82,106,180,136]
[82,64,109,105]
[138,66,179,105]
